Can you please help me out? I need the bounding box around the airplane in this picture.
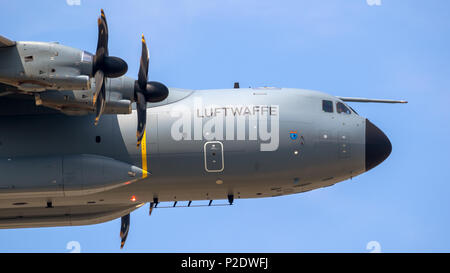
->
[0,10,407,248]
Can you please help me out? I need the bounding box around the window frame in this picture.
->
[322,100,334,113]
[336,102,352,115]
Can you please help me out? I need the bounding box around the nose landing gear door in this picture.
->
[204,141,224,172]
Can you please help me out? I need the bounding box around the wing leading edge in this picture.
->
[0,35,15,48]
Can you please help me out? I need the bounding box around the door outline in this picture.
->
[204,141,224,172]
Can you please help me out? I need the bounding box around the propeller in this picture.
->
[134,35,169,146]
[120,213,130,249]
[92,9,128,125]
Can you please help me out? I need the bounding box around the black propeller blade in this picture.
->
[134,35,169,146]
[120,213,130,249]
[92,9,128,125]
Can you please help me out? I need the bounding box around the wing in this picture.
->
[0,83,60,116]
[0,35,15,48]
[0,82,18,95]
[0,96,59,116]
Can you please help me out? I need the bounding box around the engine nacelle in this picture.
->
[0,154,147,199]
[0,41,93,91]
[35,90,132,115]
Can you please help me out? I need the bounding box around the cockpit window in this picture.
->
[336,102,351,115]
[322,100,333,113]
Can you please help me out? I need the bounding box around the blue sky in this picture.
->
[1,0,450,252]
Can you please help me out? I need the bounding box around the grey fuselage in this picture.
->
[0,84,389,228]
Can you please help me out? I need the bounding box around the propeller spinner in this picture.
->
[134,35,169,146]
[92,9,128,125]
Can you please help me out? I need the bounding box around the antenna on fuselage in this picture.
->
[227,194,234,205]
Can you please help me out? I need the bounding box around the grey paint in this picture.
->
[0,86,370,228]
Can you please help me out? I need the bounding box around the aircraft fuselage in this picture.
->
[0,87,390,228]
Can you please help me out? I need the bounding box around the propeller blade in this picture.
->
[138,35,149,91]
[136,91,147,146]
[93,9,127,79]
[94,82,106,126]
[93,9,107,124]
[92,69,104,106]
[96,9,109,57]
[120,214,130,249]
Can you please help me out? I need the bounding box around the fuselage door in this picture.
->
[204,141,224,172]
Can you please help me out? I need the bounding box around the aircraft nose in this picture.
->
[365,119,392,171]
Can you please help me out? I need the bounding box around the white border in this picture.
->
[204,141,224,173]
